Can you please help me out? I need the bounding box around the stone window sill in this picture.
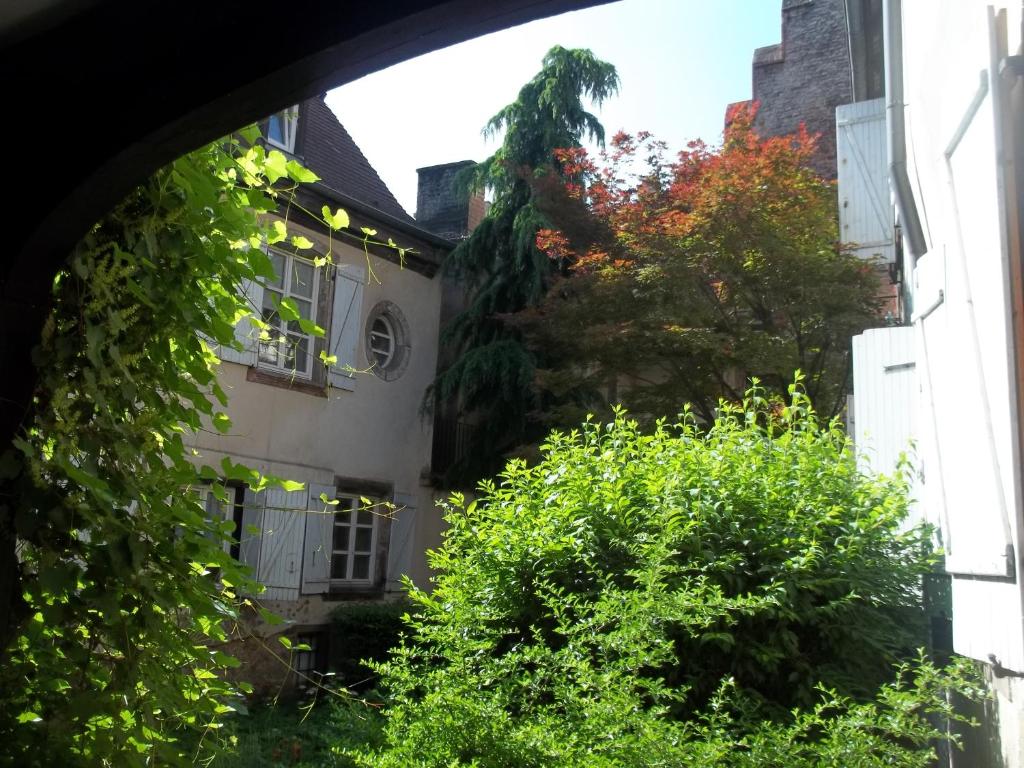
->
[246,366,328,398]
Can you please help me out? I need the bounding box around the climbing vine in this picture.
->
[0,128,403,764]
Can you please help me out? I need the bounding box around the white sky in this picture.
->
[326,0,783,217]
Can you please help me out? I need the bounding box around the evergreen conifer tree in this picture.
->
[433,45,618,484]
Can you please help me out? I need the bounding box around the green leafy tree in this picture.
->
[356,383,978,767]
[518,104,880,430]
[432,45,619,484]
[0,129,388,764]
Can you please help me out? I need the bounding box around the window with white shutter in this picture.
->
[328,263,366,391]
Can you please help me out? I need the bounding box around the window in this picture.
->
[259,250,319,379]
[265,105,298,153]
[330,495,379,583]
[191,484,244,558]
[364,301,411,381]
[368,314,395,368]
[292,632,325,678]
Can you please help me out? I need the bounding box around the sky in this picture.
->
[325,0,783,217]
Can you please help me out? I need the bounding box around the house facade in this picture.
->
[186,96,454,688]
[743,0,1024,761]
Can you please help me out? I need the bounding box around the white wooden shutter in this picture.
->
[301,482,336,595]
[386,492,417,591]
[327,263,365,391]
[256,486,306,596]
[851,326,920,522]
[217,277,264,366]
[837,98,895,263]
[915,17,1017,578]
[240,487,265,578]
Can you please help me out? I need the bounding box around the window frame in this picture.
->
[364,300,411,382]
[265,105,299,153]
[368,314,395,368]
[190,483,245,558]
[258,248,321,380]
[329,494,381,586]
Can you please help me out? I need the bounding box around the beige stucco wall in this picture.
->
[186,220,446,608]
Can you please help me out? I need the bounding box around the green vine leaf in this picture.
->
[286,160,319,183]
[322,206,350,230]
[264,150,288,183]
[212,413,232,434]
[268,219,287,244]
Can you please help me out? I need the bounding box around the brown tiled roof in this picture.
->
[297,96,414,224]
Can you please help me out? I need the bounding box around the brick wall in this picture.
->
[415,161,485,240]
[750,0,853,178]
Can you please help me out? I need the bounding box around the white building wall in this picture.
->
[902,0,1024,668]
[896,3,1024,765]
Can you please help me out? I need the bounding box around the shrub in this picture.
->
[216,697,384,768]
[328,601,415,691]
[355,382,977,766]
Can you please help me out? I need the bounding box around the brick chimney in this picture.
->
[415,161,487,240]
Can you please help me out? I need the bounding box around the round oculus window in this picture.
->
[364,301,410,381]
[369,315,395,368]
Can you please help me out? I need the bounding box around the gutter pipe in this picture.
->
[882,0,928,287]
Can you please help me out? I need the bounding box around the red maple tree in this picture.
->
[514,103,881,427]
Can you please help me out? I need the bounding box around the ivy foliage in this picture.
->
[358,382,979,766]
[432,46,619,485]
[0,129,370,765]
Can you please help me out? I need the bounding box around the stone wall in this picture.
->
[750,0,853,178]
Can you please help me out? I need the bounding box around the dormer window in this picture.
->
[266,105,298,153]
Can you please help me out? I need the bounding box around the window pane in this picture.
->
[289,333,309,372]
[294,297,312,320]
[258,335,279,365]
[291,260,314,299]
[268,252,285,288]
[262,288,282,325]
[370,316,393,367]
[332,526,349,552]
[354,527,372,552]
[357,509,373,525]
[267,114,285,146]
[335,504,354,524]
[352,555,370,580]
[330,554,348,580]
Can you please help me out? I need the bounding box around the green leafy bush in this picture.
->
[215,698,384,768]
[328,601,415,691]
[356,383,978,766]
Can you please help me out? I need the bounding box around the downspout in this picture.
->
[882,0,927,320]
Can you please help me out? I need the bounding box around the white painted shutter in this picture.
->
[851,326,920,522]
[301,482,336,595]
[386,492,417,591]
[256,487,306,591]
[915,22,1017,578]
[239,487,264,577]
[327,263,365,391]
[837,98,895,264]
[217,277,264,366]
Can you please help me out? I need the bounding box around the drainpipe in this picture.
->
[882,0,927,320]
